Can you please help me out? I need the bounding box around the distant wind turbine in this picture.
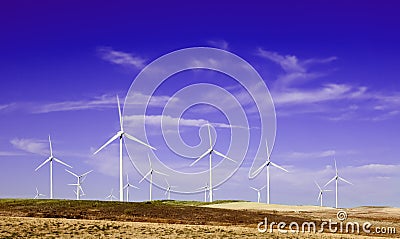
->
[190,123,236,202]
[93,95,156,202]
[65,169,93,200]
[315,181,332,207]
[35,135,72,199]
[139,154,168,201]
[253,141,288,204]
[105,189,117,201]
[164,178,177,200]
[324,158,352,208]
[250,185,266,203]
[34,187,45,199]
[197,183,209,202]
[123,174,139,202]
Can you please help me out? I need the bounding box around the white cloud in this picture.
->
[283,150,336,160]
[97,47,146,69]
[10,138,48,155]
[0,151,25,156]
[207,40,229,50]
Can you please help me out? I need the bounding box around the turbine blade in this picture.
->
[35,157,51,171]
[207,123,212,148]
[139,171,151,183]
[93,133,120,155]
[48,135,53,157]
[190,149,211,166]
[164,189,168,195]
[130,185,139,189]
[53,157,72,168]
[154,170,168,176]
[65,169,78,178]
[324,176,336,187]
[80,170,93,178]
[123,184,129,190]
[68,183,79,186]
[124,133,156,150]
[270,162,289,172]
[314,180,322,190]
[213,150,236,163]
[147,154,152,168]
[250,186,257,191]
[259,185,266,191]
[339,176,353,185]
[334,158,338,174]
[253,160,269,176]
[317,192,322,202]
[165,177,170,187]
[324,189,333,192]
[117,95,123,131]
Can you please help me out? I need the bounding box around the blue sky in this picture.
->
[0,1,399,207]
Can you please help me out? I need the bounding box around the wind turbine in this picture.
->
[35,135,72,199]
[164,178,177,200]
[105,189,117,201]
[93,95,156,202]
[139,154,168,201]
[34,187,45,199]
[65,169,93,200]
[250,185,266,203]
[123,174,139,202]
[253,142,288,204]
[315,181,332,207]
[190,123,236,202]
[197,183,209,202]
[324,158,352,208]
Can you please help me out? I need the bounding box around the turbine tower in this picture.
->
[93,95,156,202]
[190,123,236,202]
[315,181,332,207]
[197,183,209,202]
[324,158,352,208]
[123,174,139,202]
[250,185,266,203]
[65,169,93,200]
[253,142,288,204]
[139,154,168,201]
[35,135,72,199]
[34,187,45,199]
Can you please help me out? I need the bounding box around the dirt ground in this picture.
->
[0,199,397,238]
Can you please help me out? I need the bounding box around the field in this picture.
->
[0,199,398,238]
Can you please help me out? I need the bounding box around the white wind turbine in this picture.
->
[65,169,93,200]
[34,187,45,199]
[324,158,352,208]
[123,174,139,202]
[35,135,72,199]
[93,95,156,202]
[197,183,209,202]
[315,181,332,207]
[164,178,177,200]
[139,154,168,201]
[253,142,288,204]
[250,185,266,203]
[105,189,117,201]
[190,123,236,202]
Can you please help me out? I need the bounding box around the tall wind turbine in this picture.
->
[123,174,139,202]
[65,169,93,200]
[139,154,168,201]
[253,142,288,204]
[315,181,332,207]
[250,185,266,203]
[105,189,117,201]
[164,178,177,200]
[35,135,72,199]
[190,123,236,202]
[324,158,352,208]
[93,95,156,202]
[34,187,45,199]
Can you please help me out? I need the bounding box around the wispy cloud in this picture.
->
[10,138,48,155]
[0,151,25,156]
[97,47,146,69]
[207,40,229,50]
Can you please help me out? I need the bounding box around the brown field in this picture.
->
[0,199,398,238]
